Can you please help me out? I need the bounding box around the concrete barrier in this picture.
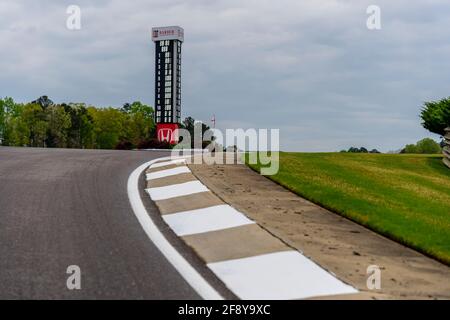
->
[444,127,450,169]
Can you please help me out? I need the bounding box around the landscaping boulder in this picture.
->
[444,127,450,169]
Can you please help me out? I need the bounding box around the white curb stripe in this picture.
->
[146,181,209,201]
[163,205,255,236]
[133,155,358,300]
[207,251,358,300]
[127,157,223,300]
[146,166,191,180]
[151,159,187,169]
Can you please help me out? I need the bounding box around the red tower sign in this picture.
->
[156,123,179,144]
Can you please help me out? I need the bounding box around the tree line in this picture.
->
[0,96,156,150]
[339,98,450,154]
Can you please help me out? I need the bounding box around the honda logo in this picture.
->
[158,128,173,142]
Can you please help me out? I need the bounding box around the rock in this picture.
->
[444,128,450,169]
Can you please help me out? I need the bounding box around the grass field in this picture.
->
[246,153,450,265]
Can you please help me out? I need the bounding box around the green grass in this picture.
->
[246,152,450,265]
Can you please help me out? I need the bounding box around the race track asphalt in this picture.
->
[0,147,201,299]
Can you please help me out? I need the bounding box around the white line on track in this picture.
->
[146,166,191,180]
[146,180,209,201]
[127,157,223,300]
[208,251,358,300]
[163,204,255,236]
[150,158,187,169]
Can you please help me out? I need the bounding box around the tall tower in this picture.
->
[152,26,184,143]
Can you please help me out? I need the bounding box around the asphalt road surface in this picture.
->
[0,147,201,299]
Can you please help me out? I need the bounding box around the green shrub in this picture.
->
[401,138,441,154]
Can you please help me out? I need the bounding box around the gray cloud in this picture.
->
[1,0,449,151]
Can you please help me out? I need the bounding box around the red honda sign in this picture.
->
[156,123,179,144]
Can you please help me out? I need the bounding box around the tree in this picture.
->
[180,116,212,148]
[347,147,369,153]
[8,116,29,147]
[0,97,16,145]
[360,147,368,153]
[121,101,154,118]
[401,138,441,154]
[46,105,71,148]
[32,95,54,109]
[416,138,442,154]
[402,144,418,154]
[89,107,125,149]
[64,103,94,148]
[121,103,132,113]
[120,101,155,148]
[20,103,48,147]
[0,99,5,144]
[0,96,156,150]
[420,97,450,136]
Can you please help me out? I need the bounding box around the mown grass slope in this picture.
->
[246,153,450,265]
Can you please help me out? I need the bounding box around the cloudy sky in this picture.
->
[1,0,449,151]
